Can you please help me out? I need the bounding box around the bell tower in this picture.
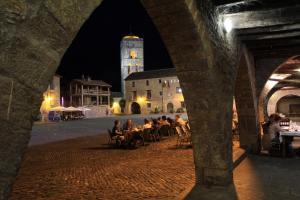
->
[120,35,144,96]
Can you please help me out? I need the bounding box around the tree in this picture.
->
[119,99,126,113]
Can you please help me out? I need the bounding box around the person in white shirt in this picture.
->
[175,115,186,126]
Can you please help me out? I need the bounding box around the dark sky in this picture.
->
[57,0,173,92]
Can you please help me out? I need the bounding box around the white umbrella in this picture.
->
[50,106,67,112]
[65,107,81,112]
[78,107,91,111]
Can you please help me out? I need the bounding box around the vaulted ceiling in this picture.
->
[214,0,300,59]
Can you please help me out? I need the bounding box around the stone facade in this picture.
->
[120,35,144,95]
[70,78,111,107]
[125,69,185,114]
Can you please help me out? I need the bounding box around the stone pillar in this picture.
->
[0,1,103,199]
[141,0,238,188]
[96,86,99,106]
[81,85,84,107]
[235,50,261,153]
[70,84,73,106]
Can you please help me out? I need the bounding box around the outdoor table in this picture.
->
[280,131,300,157]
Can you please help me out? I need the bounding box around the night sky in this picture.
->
[57,0,173,92]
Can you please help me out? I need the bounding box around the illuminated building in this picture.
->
[124,68,185,114]
[69,76,111,107]
[120,34,144,96]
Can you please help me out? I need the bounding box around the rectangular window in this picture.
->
[132,81,135,87]
[146,90,152,100]
[159,79,162,84]
[159,91,162,96]
[176,87,182,93]
[147,103,151,108]
[146,80,149,86]
[132,91,137,101]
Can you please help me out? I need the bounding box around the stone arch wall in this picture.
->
[267,89,300,116]
[257,56,297,122]
[1,0,240,198]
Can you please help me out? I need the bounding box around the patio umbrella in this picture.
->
[50,106,67,112]
[78,107,91,111]
[65,107,81,112]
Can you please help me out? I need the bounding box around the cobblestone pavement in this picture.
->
[11,135,195,200]
[12,132,300,200]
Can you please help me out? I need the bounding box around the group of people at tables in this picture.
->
[262,113,299,156]
[110,115,189,148]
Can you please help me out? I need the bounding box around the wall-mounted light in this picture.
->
[224,18,233,33]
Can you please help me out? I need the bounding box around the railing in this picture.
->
[72,90,110,95]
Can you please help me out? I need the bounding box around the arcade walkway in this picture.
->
[10,135,300,200]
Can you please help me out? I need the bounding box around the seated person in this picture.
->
[112,120,125,142]
[143,119,152,129]
[175,114,186,126]
[167,117,175,127]
[123,119,134,131]
[264,113,287,152]
[152,119,160,130]
[160,115,170,126]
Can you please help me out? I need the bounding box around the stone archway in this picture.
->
[268,89,300,116]
[131,102,141,114]
[166,102,174,113]
[257,56,299,122]
[1,0,240,198]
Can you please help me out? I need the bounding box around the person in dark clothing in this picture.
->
[112,120,125,142]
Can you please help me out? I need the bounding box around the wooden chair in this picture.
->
[107,129,117,145]
[143,128,154,142]
[175,126,191,147]
[159,125,171,137]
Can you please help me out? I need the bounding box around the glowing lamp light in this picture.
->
[137,97,145,103]
[224,18,233,33]
[294,68,300,72]
[113,102,119,108]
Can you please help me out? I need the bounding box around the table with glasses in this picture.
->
[280,129,300,157]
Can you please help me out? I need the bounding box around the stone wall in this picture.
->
[125,76,184,114]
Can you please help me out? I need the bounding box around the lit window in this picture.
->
[146,80,149,86]
[132,82,135,87]
[130,50,137,59]
[176,87,182,93]
[147,90,152,100]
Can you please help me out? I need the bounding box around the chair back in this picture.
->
[159,125,170,136]
[175,126,184,137]
[107,129,113,138]
[143,128,152,135]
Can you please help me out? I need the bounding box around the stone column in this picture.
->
[142,0,239,189]
[96,86,99,106]
[81,85,84,107]
[235,50,261,153]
